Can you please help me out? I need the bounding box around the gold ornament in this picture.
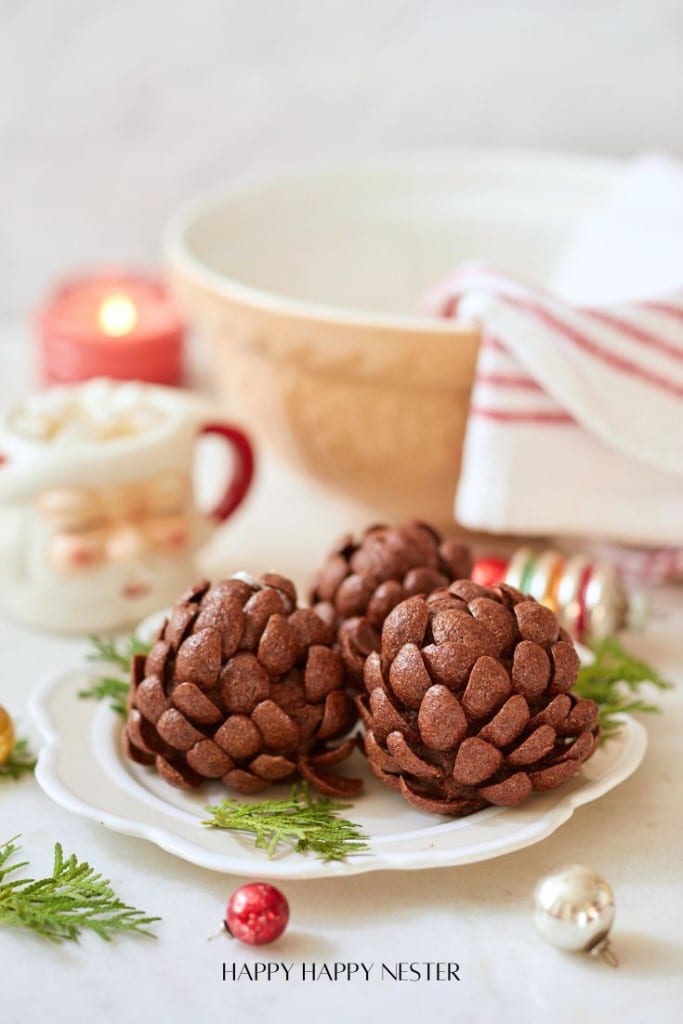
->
[0,706,16,765]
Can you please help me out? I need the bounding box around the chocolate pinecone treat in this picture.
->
[124,574,360,797]
[310,520,472,681]
[357,579,600,816]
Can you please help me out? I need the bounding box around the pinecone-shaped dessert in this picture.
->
[124,574,360,797]
[310,520,472,680]
[357,579,600,816]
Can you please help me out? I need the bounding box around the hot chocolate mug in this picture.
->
[0,379,255,632]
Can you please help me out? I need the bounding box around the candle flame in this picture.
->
[98,293,138,337]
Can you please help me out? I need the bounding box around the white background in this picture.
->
[2,4,683,1023]
[2,0,683,313]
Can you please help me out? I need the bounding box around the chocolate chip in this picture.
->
[248,753,296,781]
[368,686,414,744]
[417,685,467,749]
[514,600,560,645]
[530,760,582,790]
[317,690,356,739]
[468,597,518,654]
[563,698,600,734]
[363,651,384,693]
[155,754,202,789]
[549,640,581,694]
[422,642,479,688]
[452,737,503,785]
[564,730,598,761]
[386,730,442,778]
[135,675,168,724]
[304,645,344,703]
[403,567,449,597]
[186,739,234,777]
[461,656,511,718]
[512,641,551,699]
[241,588,290,649]
[335,574,375,617]
[364,730,400,773]
[213,714,263,760]
[366,579,406,628]
[126,708,166,756]
[478,694,530,746]
[171,682,223,725]
[174,628,222,690]
[313,553,349,603]
[381,596,429,661]
[530,693,572,729]
[156,708,205,752]
[388,643,432,709]
[297,759,363,798]
[289,607,334,648]
[257,614,301,676]
[165,603,200,648]
[221,768,270,794]
[479,772,532,807]
[438,538,473,580]
[448,580,490,602]
[123,732,154,766]
[339,617,380,678]
[493,583,526,607]
[251,700,300,753]
[398,777,482,816]
[259,573,297,609]
[431,611,500,656]
[201,578,253,608]
[145,640,171,679]
[194,601,245,659]
[219,652,270,714]
[506,724,557,766]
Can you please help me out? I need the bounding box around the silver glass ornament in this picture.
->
[533,864,617,966]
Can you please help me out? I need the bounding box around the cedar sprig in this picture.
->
[574,636,673,739]
[0,836,159,943]
[0,739,36,781]
[204,783,369,862]
[79,633,151,716]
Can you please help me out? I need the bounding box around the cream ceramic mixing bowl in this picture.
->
[164,151,618,525]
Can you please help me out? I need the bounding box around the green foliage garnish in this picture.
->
[0,739,36,781]
[0,836,160,943]
[79,633,151,716]
[204,783,369,862]
[574,636,672,739]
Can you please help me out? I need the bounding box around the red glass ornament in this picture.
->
[471,556,509,589]
[225,883,289,945]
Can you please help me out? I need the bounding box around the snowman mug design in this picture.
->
[0,380,254,632]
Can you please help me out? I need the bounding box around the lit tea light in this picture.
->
[98,292,139,337]
[38,271,185,385]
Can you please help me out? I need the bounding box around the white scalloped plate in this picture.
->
[30,662,647,879]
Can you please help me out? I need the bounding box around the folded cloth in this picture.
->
[421,262,683,552]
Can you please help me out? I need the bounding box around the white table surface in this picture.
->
[1,319,682,1024]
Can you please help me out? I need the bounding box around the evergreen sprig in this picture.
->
[0,739,36,781]
[0,836,159,942]
[574,636,672,739]
[204,783,369,862]
[79,633,151,716]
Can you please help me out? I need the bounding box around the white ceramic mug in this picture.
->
[0,380,254,632]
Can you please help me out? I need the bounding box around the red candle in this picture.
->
[38,271,185,385]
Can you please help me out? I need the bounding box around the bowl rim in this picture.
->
[163,147,622,332]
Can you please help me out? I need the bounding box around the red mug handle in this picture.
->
[199,422,255,522]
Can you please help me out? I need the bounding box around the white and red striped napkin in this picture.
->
[422,155,683,579]
[421,154,683,581]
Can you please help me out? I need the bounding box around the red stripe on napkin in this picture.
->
[505,295,683,399]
